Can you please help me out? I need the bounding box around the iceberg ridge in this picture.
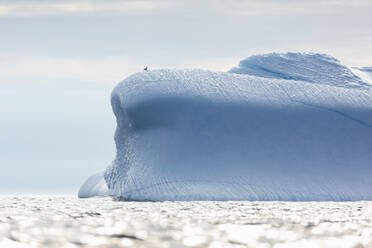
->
[230,52,368,88]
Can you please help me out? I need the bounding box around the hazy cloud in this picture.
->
[0,54,139,83]
[0,0,168,16]
[1,0,371,17]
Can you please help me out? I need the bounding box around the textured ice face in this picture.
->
[99,67,372,201]
[79,53,372,201]
[229,53,369,88]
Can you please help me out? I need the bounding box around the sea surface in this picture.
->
[1,195,372,247]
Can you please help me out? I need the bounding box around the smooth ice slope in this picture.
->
[78,172,109,198]
[230,53,369,88]
[80,53,372,201]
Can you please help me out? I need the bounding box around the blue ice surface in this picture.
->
[79,53,372,201]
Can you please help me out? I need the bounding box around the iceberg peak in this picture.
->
[229,52,369,88]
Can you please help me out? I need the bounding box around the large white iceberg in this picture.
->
[79,53,372,201]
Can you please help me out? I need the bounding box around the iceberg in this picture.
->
[80,53,372,201]
[78,172,109,198]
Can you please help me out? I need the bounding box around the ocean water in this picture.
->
[1,195,372,247]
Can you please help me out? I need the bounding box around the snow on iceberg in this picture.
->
[79,53,372,201]
[230,52,369,88]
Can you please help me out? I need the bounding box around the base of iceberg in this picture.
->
[79,53,372,201]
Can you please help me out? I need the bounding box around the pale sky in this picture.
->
[1,0,372,194]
